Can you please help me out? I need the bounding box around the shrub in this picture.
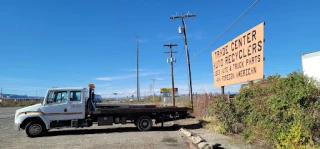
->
[205,70,320,148]
[208,95,242,134]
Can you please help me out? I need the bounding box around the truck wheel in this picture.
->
[137,116,153,131]
[25,121,44,138]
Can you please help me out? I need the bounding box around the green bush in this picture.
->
[208,70,320,148]
[209,95,241,134]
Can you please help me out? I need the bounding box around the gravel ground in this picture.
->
[174,118,270,149]
[0,107,20,118]
[0,107,191,149]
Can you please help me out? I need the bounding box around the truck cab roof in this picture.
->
[49,87,87,91]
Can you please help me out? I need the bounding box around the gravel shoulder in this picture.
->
[174,118,268,149]
[0,107,20,118]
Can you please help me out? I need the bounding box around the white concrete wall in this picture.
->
[301,51,320,82]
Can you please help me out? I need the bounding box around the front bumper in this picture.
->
[14,123,20,131]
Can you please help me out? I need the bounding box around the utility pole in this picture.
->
[114,93,118,100]
[149,84,153,97]
[164,43,178,107]
[170,12,196,110]
[150,78,157,102]
[0,87,2,99]
[136,36,140,101]
[221,86,225,95]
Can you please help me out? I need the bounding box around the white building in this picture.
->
[301,50,320,82]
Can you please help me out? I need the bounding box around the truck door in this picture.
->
[42,90,70,121]
[66,90,85,119]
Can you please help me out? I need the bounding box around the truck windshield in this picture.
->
[46,91,67,104]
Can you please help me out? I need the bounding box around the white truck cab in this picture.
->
[14,87,89,137]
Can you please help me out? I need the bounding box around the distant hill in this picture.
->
[0,93,44,99]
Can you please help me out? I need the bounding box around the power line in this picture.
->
[173,48,185,77]
[174,47,185,67]
[193,0,260,58]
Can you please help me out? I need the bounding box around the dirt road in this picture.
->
[0,107,191,149]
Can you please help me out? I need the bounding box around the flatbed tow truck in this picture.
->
[13,84,190,137]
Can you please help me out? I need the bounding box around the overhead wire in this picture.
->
[171,48,185,78]
[193,0,261,59]
[175,47,185,67]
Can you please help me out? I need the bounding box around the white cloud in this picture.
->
[140,72,161,76]
[95,72,161,81]
[96,88,151,98]
[122,68,146,72]
[139,39,148,43]
[132,37,148,44]
[154,78,165,81]
[4,87,47,92]
[0,77,57,84]
[95,84,112,87]
[95,74,135,81]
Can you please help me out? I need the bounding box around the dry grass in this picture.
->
[199,116,227,134]
[0,100,42,107]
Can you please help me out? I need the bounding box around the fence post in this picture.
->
[206,92,211,117]
[228,91,230,104]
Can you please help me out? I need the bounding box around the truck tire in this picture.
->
[136,116,153,131]
[25,121,45,138]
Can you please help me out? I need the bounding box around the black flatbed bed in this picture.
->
[89,103,189,115]
[96,103,157,108]
[85,87,189,130]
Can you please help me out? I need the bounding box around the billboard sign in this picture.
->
[211,22,265,87]
[160,88,178,94]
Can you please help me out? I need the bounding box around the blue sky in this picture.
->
[1,0,319,98]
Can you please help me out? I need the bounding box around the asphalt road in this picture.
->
[0,107,192,149]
